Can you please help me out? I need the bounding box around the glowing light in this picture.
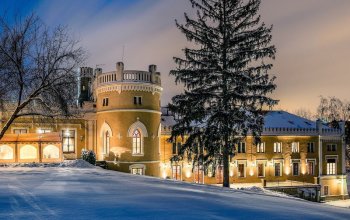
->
[229,171,234,177]
[162,171,167,179]
[249,169,254,176]
[185,171,191,178]
[285,167,290,175]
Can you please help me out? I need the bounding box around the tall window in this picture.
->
[292,162,299,176]
[307,143,314,153]
[257,143,265,153]
[172,165,181,180]
[274,142,282,153]
[307,161,315,175]
[238,163,245,177]
[62,130,75,153]
[237,142,246,153]
[13,129,27,134]
[103,131,110,155]
[258,163,265,177]
[326,159,336,175]
[291,142,299,153]
[275,163,282,176]
[132,129,142,155]
[172,143,177,154]
[102,98,109,106]
[327,144,337,152]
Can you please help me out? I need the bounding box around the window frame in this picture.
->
[326,158,336,175]
[132,129,143,156]
[237,142,246,153]
[256,142,265,153]
[13,128,28,134]
[62,129,76,153]
[307,142,315,153]
[133,96,142,105]
[274,162,282,177]
[273,142,282,153]
[327,144,337,152]
[291,142,299,153]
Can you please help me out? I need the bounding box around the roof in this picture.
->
[161,109,322,129]
[0,132,62,143]
[263,111,327,129]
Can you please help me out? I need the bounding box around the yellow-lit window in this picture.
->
[132,129,142,155]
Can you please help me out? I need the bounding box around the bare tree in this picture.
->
[0,14,85,139]
[294,108,314,120]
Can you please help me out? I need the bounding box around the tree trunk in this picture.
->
[222,137,230,187]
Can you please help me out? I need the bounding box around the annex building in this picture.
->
[0,62,348,201]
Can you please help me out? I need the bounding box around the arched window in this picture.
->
[132,129,142,155]
[103,131,110,154]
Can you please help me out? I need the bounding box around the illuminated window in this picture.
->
[237,142,246,153]
[131,168,143,175]
[38,128,51,134]
[292,162,299,176]
[258,163,265,177]
[307,161,315,175]
[103,131,110,155]
[291,142,299,153]
[274,162,282,176]
[238,163,245,177]
[13,129,27,134]
[172,165,181,180]
[62,130,75,153]
[307,143,314,153]
[132,129,142,155]
[326,159,336,175]
[274,142,282,153]
[256,142,265,153]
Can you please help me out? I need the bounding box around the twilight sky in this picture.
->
[2,0,350,113]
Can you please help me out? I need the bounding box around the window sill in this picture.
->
[132,154,144,157]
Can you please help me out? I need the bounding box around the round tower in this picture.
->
[95,62,162,177]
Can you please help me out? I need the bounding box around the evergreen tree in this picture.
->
[169,0,278,187]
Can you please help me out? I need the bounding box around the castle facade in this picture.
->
[0,62,348,201]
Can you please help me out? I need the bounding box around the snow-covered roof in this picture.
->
[263,111,325,129]
[160,108,342,136]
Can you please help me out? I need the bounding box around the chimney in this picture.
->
[116,62,124,81]
[316,119,322,135]
[149,64,157,73]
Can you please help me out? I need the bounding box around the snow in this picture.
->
[161,109,337,130]
[263,111,328,129]
[1,167,350,219]
[0,160,95,168]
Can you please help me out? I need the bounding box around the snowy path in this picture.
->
[1,167,350,220]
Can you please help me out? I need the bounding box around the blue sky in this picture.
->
[1,0,350,112]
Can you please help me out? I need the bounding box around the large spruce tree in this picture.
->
[170,0,278,187]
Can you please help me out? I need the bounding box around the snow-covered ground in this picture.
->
[1,161,350,220]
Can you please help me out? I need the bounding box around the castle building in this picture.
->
[0,62,348,201]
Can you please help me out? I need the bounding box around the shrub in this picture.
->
[81,150,96,165]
